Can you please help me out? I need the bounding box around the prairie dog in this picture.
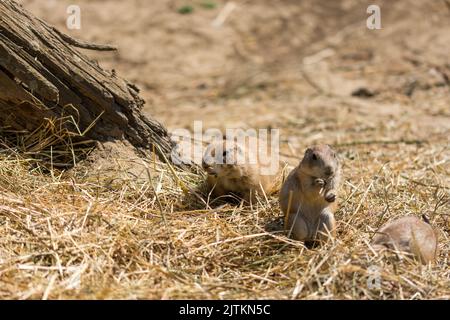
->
[280,145,341,242]
[371,216,438,264]
[202,137,279,202]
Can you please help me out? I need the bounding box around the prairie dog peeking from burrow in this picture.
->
[202,137,280,202]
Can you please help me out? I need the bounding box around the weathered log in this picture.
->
[0,0,177,165]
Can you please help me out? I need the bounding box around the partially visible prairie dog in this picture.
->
[280,145,341,242]
[371,216,438,264]
[202,137,280,202]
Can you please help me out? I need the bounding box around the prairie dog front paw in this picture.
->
[325,191,336,202]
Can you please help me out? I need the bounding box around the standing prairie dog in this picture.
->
[371,216,438,264]
[202,137,280,202]
[280,145,341,242]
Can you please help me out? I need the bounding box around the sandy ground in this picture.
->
[18,0,450,162]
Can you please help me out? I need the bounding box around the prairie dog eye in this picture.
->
[312,153,318,161]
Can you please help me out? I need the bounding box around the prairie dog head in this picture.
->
[299,144,340,179]
[202,140,247,179]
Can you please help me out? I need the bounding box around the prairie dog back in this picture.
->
[371,216,438,264]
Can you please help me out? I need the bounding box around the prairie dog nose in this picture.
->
[324,166,334,176]
[203,164,217,176]
[202,160,212,171]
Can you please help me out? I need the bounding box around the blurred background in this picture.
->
[18,0,450,163]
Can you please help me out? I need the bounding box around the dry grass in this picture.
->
[0,136,448,300]
[0,113,95,168]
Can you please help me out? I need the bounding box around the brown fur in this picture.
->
[279,145,341,242]
[371,216,438,264]
[202,138,280,202]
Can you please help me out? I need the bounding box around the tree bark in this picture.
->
[0,0,177,166]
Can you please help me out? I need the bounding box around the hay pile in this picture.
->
[0,136,448,299]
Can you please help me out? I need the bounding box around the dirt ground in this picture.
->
[3,0,448,299]
[18,0,450,158]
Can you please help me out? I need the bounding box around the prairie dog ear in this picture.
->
[304,148,316,160]
[301,148,313,165]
